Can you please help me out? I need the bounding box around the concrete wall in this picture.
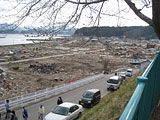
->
[140,60,151,72]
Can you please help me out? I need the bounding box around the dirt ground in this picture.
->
[0,38,130,100]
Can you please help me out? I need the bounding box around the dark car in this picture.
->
[79,89,101,108]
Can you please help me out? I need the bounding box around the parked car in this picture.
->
[118,72,126,80]
[44,102,83,120]
[79,89,101,108]
[106,76,121,90]
[126,69,133,77]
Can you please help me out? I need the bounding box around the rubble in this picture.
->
[0,37,159,100]
[29,63,56,74]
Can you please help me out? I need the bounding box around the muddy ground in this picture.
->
[0,39,130,100]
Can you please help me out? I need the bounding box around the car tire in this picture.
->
[90,104,93,108]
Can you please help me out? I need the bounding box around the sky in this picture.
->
[0,0,152,28]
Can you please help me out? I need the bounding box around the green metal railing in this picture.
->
[119,51,160,120]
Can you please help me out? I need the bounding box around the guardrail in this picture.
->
[119,51,160,120]
[0,73,104,112]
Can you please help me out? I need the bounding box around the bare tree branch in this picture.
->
[65,0,108,5]
[25,0,42,16]
[124,0,153,27]
[93,1,104,26]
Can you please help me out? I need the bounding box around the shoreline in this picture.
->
[0,33,70,46]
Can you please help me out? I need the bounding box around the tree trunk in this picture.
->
[152,0,160,39]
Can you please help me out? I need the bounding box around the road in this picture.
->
[1,69,139,120]
[13,73,113,120]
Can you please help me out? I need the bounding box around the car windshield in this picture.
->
[127,70,132,72]
[107,79,119,84]
[83,91,94,98]
[119,72,125,75]
[52,106,69,116]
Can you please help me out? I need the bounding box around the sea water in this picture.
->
[0,34,34,46]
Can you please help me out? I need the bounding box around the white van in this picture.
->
[126,69,133,77]
[106,76,121,90]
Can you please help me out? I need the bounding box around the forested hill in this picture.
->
[74,26,157,39]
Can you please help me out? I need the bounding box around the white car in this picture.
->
[44,102,83,120]
[126,69,133,77]
[107,76,121,90]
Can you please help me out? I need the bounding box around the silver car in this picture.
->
[126,69,133,77]
[44,102,83,120]
[119,72,126,80]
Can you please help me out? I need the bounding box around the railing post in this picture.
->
[156,51,160,56]
[136,76,148,120]
[137,76,148,84]
[119,76,147,120]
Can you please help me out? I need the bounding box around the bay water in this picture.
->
[0,34,35,46]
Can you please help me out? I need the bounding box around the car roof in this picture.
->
[109,76,119,80]
[127,69,133,71]
[86,89,100,93]
[59,102,76,108]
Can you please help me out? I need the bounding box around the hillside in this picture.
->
[74,26,157,39]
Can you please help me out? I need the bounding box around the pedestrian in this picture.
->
[57,96,63,105]
[5,109,11,120]
[38,104,45,120]
[5,99,10,119]
[22,106,28,120]
[5,100,10,111]
[11,110,18,120]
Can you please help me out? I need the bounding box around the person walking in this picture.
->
[5,99,10,119]
[22,106,28,120]
[38,104,45,120]
[5,110,11,120]
[57,96,63,105]
[11,110,18,120]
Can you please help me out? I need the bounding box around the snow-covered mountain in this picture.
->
[0,23,76,35]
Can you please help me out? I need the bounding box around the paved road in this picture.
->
[2,69,139,120]
[13,73,113,120]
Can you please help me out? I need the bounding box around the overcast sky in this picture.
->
[0,0,152,28]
